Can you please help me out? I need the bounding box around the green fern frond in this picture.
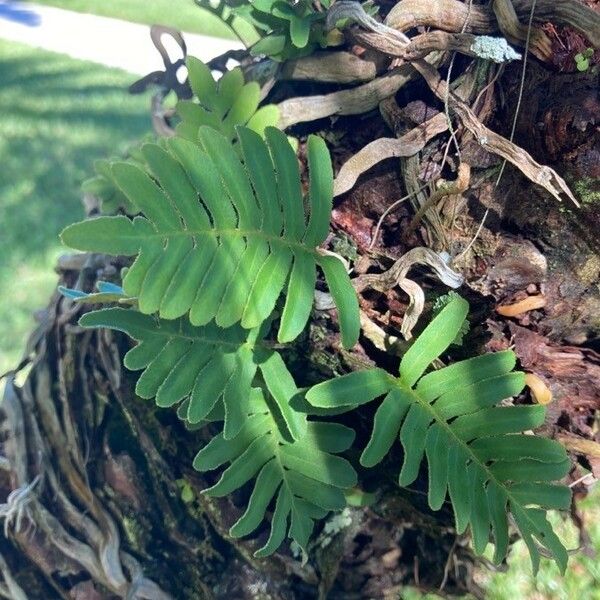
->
[193,385,357,559]
[306,295,571,573]
[82,60,278,214]
[177,57,279,143]
[80,306,357,557]
[62,126,359,348]
[81,307,289,440]
[232,0,326,61]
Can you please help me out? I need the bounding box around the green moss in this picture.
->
[331,233,359,262]
[176,479,196,504]
[575,177,600,205]
[121,514,147,549]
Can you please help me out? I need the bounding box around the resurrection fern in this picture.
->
[307,296,571,572]
[59,52,570,569]
[80,306,357,556]
[61,125,359,348]
[233,0,332,60]
[177,57,279,143]
[81,58,278,214]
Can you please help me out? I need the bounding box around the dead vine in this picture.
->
[331,1,581,206]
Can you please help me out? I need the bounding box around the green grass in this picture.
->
[0,39,151,375]
[25,0,247,40]
[477,486,600,600]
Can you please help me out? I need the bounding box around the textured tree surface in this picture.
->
[1,0,600,598]
[0,263,474,599]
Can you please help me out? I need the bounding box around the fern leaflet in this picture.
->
[306,295,571,573]
[62,126,359,348]
[82,141,152,215]
[82,307,293,440]
[59,281,133,305]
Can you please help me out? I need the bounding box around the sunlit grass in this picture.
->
[25,0,253,40]
[480,486,600,600]
[0,39,150,374]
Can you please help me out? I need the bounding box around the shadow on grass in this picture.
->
[0,49,150,262]
[0,40,151,370]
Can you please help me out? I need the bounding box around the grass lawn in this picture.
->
[25,0,252,40]
[0,39,151,374]
[477,488,600,600]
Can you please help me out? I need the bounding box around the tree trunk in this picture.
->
[0,260,474,599]
[1,2,599,598]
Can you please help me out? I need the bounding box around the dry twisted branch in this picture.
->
[277,64,417,128]
[385,0,600,49]
[337,2,580,205]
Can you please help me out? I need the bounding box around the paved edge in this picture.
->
[0,2,243,74]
